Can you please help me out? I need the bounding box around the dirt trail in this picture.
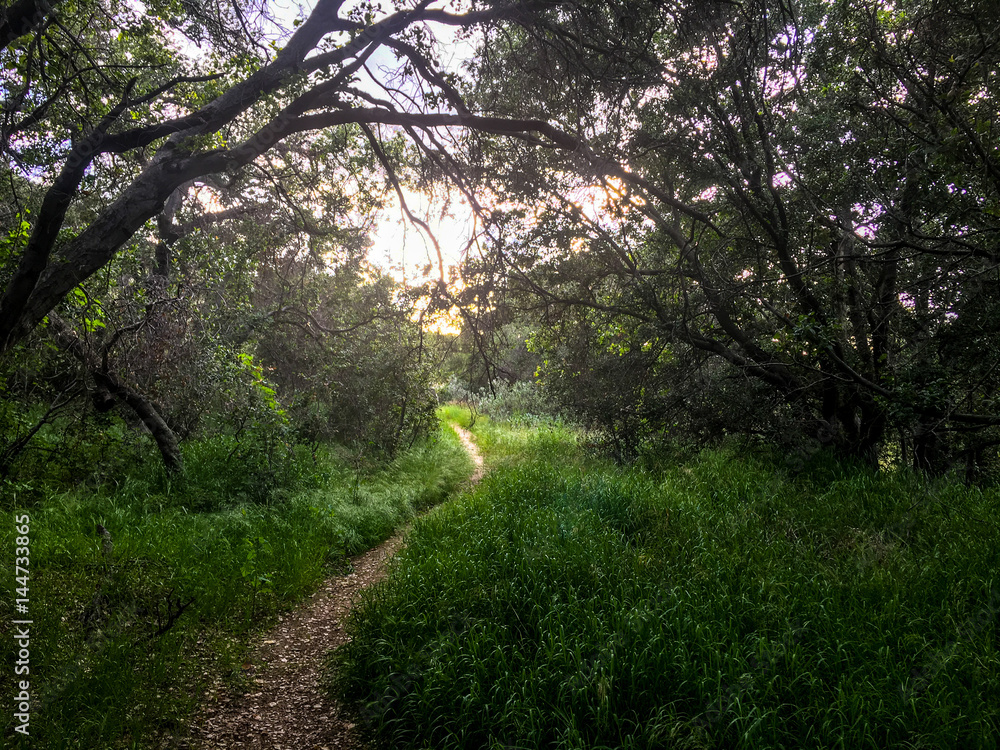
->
[452,422,484,483]
[181,423,483,749]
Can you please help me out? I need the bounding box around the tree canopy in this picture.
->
[3,0,999,475]
[453,0,1000,471]
[0,0,587,352]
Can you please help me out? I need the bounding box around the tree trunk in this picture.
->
[92,372,184,473]
[47,312,184,473]
[912,423,942,475]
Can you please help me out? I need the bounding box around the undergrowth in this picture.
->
[0,415,472,748]
[334,423,1000,749]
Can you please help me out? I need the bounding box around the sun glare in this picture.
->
[368,188,477,285]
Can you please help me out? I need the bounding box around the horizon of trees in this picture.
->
[2,0,999,481]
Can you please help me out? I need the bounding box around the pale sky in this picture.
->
[169,0,483,287]
[368,188,479,285]
[282,0,481,285]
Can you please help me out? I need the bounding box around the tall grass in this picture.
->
[334,427,1000,749]
[438,404,576,466]
[0,417,472,748]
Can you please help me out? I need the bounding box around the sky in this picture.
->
[164,0,481,287]
[266,0,482,287]
[368,188,479,285]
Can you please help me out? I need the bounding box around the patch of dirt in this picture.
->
[451,422,485,484]
[174,423,483,749]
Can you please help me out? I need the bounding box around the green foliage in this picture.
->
[1,401,144,491]
[0,214,31,267]
[441,375,566,435]
[0,419,472,748]
[458,0,1000,472]
[334,427,1000,749]
[254,263,439,456]
[477,379,562,427]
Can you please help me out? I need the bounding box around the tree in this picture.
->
[8,0,998,472]
[457,0,1000,470]
[1,106,448,473]
[0,0,618,474]
[0,0,598,357]
[252,232,438,453]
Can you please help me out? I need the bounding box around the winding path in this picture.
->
[182,423,483,749]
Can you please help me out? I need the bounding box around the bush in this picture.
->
[441,376,563,428]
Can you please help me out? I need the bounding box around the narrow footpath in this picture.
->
[182,423,483,749]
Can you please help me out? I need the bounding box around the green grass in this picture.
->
[438,402,477,430]
[333,426,1000,749]
[1,416,472,748]
[438,404,577,465]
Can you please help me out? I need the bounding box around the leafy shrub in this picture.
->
[474,379,560,425]
[441,376,563,428]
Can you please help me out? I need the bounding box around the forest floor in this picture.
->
[180,424,483,749]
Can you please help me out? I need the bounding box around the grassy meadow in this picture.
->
[334,416,1000,749]
[1,415,472,748]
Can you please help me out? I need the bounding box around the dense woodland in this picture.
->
[2,0,1000,747]
[4,0,1000,478]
